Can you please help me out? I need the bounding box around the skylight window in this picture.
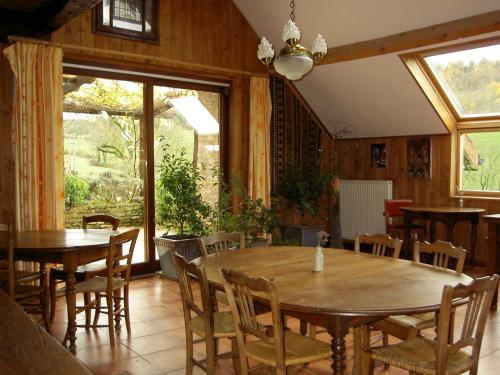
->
[424,44,500,118]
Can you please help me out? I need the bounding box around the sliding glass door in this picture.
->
[62,66,227,274]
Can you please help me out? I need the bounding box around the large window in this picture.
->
[401,38,500,195]
[62,67,227,272]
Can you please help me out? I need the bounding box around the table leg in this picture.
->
[38,262,50,333]
[327,317,350,375]
[469,219,479,268]
[64,257,77,354]
[403,213,412,257]
[430,219,437,243]
[487,223,498,310]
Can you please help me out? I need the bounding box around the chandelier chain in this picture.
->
[289,0,295,22]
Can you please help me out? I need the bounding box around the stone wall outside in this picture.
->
[65,199,144,228]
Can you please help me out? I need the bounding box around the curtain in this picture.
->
[3,42,64,232]
[248,76,271,208]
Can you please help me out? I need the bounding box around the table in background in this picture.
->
[401,206,484,267]
[484,214,500,310]
[195,246,471,375]
[14,229,117,354]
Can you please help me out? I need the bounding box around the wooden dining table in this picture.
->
[194,246,471,375]
[13,229,118,354]
[401,206,485,267]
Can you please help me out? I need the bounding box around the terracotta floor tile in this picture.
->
[143,347,187,373]
[91,357,163,375]
[122,331,185,356]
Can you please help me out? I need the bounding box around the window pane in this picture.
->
[113,0,144,32]
[461,131,500,192]
[425,44,500,118]
[153,86,220,238]
[63,75,147,264]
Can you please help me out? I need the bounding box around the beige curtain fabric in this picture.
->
[3,42,64,231]
[248,76,271,208]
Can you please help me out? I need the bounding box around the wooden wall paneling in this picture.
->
[336,134,500,264]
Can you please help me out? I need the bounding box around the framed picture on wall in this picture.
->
[371,143,387,168]
[407,137,431,179]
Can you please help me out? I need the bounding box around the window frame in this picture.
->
[400,36,500,198]
[94,0,159,43]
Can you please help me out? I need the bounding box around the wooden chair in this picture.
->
[384,199,426,240]
[372,240,467,342]
[63,228,138,346]
[49,214,120,323]
[221,267,332,374]
[0,212,49,329]
[361,274,499,375]
[354,233,403,258]
[199,231,245,257]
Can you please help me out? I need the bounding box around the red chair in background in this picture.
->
[384,199,426,241]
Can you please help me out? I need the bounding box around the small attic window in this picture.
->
[94,0,158,42]
[423,43,500,119]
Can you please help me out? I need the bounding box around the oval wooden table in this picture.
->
[400,206,485,266]
[194,246,472,375]
[14,229,118,354]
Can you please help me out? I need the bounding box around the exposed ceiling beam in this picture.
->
[0,0,101,41]
[321,10,500,65]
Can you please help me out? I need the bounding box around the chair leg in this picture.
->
[206,336,216,375]
[113,287,122,330]
[107,293,115,346]
[230,337,241,375]
[39,263,50,333]
[83,292,91,327]
[93,292,101,327]
[185,330,194,375]
[49,273,57,323]
[124,285,131,335]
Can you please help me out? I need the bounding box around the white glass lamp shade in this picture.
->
[257,37,275,61]
[282,19,301,42]
[274,53,313,80]
[312,34,327,55]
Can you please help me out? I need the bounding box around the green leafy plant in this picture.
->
[279,163,333,218]
[64,174,90,209]
[156,141,212,237]
[210,172,278,242]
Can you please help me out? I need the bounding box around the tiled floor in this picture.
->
[48,273,500,375]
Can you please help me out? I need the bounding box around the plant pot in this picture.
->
[153,235,201,280]
[279,224,326,246]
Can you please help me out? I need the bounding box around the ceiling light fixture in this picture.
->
[257,0,327,81]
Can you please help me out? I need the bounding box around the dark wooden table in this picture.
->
[484,214,500,310]
[401,206,484,267]
[195,246,471,375]
[13,229,117,354]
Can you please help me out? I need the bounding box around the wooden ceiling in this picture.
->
[0,0,101,41]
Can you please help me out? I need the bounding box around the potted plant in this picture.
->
[154,142,212,279]
[210,173,278,247]
[278,163,333,246]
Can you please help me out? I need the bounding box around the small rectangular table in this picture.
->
[401,206,485,267]
[484,214,500,310]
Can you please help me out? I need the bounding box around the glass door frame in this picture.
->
[63,62,230,276]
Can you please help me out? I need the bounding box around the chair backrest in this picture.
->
[173,252,215,342]
[384,199,413,230]
[105,229,139,286]
[0,211,14,297]
[82,214,120,230]
[434,275,499,375]
[200,231,245,257]
[221,268,285,374]
[414,240,467,273]
[354,233,403,258]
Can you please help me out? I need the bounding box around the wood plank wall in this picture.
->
[336,134,500,264]
[49,0,266,190]
[0,44,15,215]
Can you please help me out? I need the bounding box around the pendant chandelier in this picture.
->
[257,0,327,81]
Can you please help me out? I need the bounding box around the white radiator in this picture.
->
[340,180,393,240]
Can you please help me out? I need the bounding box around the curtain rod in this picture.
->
[7,35,268,78]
